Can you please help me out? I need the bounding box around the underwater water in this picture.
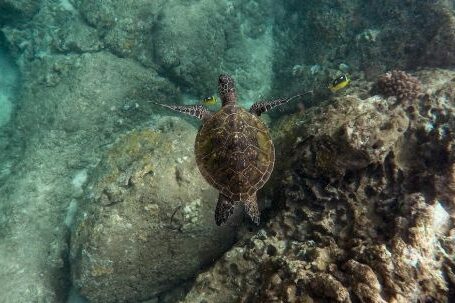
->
[0,47,17,128]
[0,1,454,302]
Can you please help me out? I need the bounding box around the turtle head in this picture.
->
[218,74,236,106]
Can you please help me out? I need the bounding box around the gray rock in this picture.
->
[153,0,227,95]
[73,0,164,66]
[14,51,178,134]
[0,0,41,22]
[54,16,103,53]
[70,118,237,303]
[73,0,276,101]
[0,48,178,302]
[74,0,228,94]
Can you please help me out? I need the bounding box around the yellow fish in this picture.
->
[201,96,218,105]
[328,74,350,93]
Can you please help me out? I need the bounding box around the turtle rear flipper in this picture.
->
[244,194,260,225]
[215,194,235,226]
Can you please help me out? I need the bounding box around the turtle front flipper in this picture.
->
[249,91,313,116]
[244,194,260,225]
[215,194,235,225]
[151,102,212,121]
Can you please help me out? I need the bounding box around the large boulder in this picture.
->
[0,0,41,24]
[0,39,178,303]
[152,0,227,95]
[73,0,276,103]
[70,118,237,303]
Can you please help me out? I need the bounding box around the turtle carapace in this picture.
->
[152,74,309,225]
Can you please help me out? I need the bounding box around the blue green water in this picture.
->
[0,1,454,302]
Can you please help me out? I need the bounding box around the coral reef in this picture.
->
[377,70,423,102]
[70,119,237,303]
[180,69,455,303]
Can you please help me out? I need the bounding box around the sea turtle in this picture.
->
[154,74,307,225]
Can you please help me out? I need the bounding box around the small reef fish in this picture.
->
[201,96,218,106]
[328,74,351,93]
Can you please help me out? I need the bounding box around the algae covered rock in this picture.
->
[0,36,178,303]
[273,94,409,181]
[0,0,41,23]
[70,118,237,303]
[73,0,163,65]
[73,0,276,101]
[11,51,178,135]
[153,0,227,95]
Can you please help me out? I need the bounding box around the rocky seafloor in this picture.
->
[181,68,455,303]
[68,69,455,303]
[0,0,454,302]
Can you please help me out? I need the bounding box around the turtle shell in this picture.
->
[195,104,275,201]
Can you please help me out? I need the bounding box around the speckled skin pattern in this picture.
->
[195,75,275,224]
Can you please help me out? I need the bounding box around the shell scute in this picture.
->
[195,105,274,199]
[242,164,264,185]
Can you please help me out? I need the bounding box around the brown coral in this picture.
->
[377,70,423,102]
